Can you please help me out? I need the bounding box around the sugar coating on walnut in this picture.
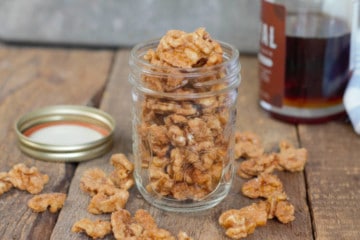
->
[219,201,268,239]
[274,199,295,223]
[80,168,116,196]
[235,132,308,178]
[0,172,13,195]
[234,131,264,159]
[177,231,194,240]
[276,140,307,172]
[242,173,285,199]
[72,218,112,239]
[265,191,294,222]
[111,209,189,240]
[109,153,135,190]
[87,188,129,214]
[146,27,223,69]
[27,192,66,213]
[237,153,278,179]
[7,163,49,194]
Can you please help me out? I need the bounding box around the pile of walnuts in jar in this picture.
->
[134,28,238,201]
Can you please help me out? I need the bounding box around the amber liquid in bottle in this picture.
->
[272,13,351,123]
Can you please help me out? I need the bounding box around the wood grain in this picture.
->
[50,50,133,240]
[300,122,360,240]
[51,51,313,239]
[0,47,113,240]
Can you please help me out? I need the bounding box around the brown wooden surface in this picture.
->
[0,47,359,240]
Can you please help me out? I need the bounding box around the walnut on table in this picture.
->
[177,231,194,240]
[87,188,129,215]
[109,153,135,190]
[0,172,13,195]
[235,132,308,178]
[234,131,264,159]
[276,140,308,172]
[27,192,66,213]
[72,218,112,239]
[222,132,302,239]
[219,195,295,239]
[111,209,191,240]
[241,173,285,199]
[7,163,49,194]
[219,201,268,239]
[80,168,116,196]
[266,192,295,223]
[237,153,278,179]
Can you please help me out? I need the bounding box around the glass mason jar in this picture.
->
[259,0,355,123]
[129,39,241,212]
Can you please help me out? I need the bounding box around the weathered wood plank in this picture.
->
[0,47,113,240]
[50,50,133,240]
[299,122,360,240]
[52,52,313,239]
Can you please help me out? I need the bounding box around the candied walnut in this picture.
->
[176,102,198,116]
[187,118,213,142]
[135,209,175,240]
[169,147,186,182]
[133,209,157,230]
[274,199,295,223]
[88,189,129,214]
[80,168,115,196]
[224,219,256,240]
[167,125,187,147]
[204,115,223,135]
[110,153,134,172]
[147,175,174,196]
[237,153,277,179]
[72,218,111,239]
[0,172,13,195]
[164,114,188,127]
[111,209,176,240]
[276,141,307,172]
[27,192,66,213]
[111,209,132,239]
[242,173,285,199]
[144,228,175,240]
[191,168,213,191]
[171,182,191,200]
[145,98,179,115]
[139,123,171,158]
[209,162,223,183]
[109,153,134,190]
[147,124,170,146]
[234,131,264,159]
[195,97,219,114]
[177,231,194,240]
[219,201,268,239]
[8,164,49,194]
[265,192,289,219]
[155,28,223,68]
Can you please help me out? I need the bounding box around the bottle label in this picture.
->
[259,0,286,107]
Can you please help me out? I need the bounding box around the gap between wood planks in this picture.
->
[296,124,316,240]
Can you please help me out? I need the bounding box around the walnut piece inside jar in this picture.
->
[139,28,233,201]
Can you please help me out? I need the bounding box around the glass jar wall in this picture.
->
[129,39,241,212]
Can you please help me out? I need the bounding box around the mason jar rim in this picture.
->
[129,38,241,99]
[129,38,240,76]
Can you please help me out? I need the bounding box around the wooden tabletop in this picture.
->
[0,46,359,240]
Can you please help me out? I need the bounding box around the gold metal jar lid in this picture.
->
[15,105,115,162]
